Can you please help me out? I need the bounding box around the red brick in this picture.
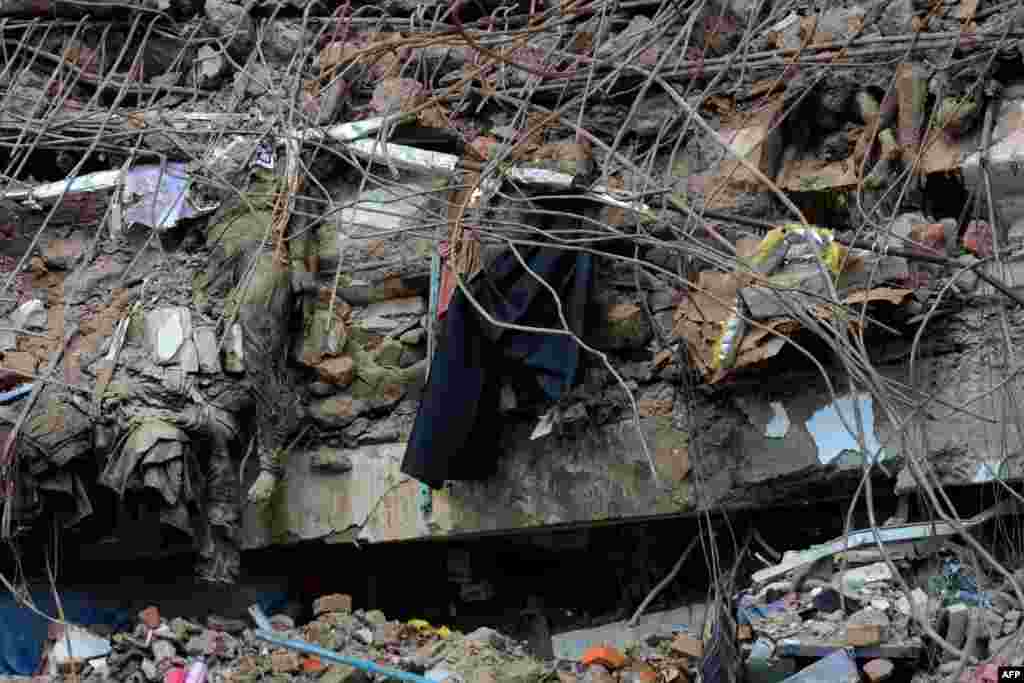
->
[313,593,352,616]
[671,633,704,658]
[847,623,882,647]
[580,646,628,670]
[303,657,326,673]
[270,650,302,674]
[139,606,161,629]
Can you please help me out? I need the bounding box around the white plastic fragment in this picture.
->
[345,139,460,175]
[584,188,658,221]
[504,167,575,190]
[48,626,111,676]
[531,408,556,440]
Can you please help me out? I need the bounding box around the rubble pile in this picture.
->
[37,541,1024,683]
[730,521,1024,682]
[48,597,546,683]
[3,0,1024,678]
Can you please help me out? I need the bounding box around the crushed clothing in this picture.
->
[401,245,592,489]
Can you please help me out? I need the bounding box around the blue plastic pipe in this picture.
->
[0,383,32,403]
[253,630,435,683]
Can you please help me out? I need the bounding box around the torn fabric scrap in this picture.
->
[402,246,593,489]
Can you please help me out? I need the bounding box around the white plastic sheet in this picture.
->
[122,163,201,230]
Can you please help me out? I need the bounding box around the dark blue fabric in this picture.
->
[0,591,130,675]
[402,247,592,489]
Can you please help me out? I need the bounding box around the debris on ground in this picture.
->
[47,599,543,683]
[3,0,1024,682]
[732,503,1024,680]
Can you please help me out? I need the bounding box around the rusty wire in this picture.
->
[0,0,1020,668]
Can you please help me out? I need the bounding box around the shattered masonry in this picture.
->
[2,0,1024,679]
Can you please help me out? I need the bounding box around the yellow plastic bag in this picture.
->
[747,226,790,275]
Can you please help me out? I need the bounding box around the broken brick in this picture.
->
[863,659,894,682]
[140,606,161,629]
[909,222,946,256]
[671,632,704,658]
[580,646,628,670]
[58,658,86,675]
[638,398,673,417]
[847,623,883,647]
[303,656,326,673]
[963,220,994,258]
[3,352,37,378]
[270,650,302,674]
[314,593,353,616]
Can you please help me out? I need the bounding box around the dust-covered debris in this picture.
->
[1,4,1024,683]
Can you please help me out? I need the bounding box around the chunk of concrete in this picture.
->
[962,88,1024,237]
[194,45,227,88]
[551,603,708,660]
[177,337,199,373]
[895,588,928,617]
[9,299,47,331]
[863,659,894,682]
[944,603,970,649]
[223,323,244,374]
[193,326,222,374]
